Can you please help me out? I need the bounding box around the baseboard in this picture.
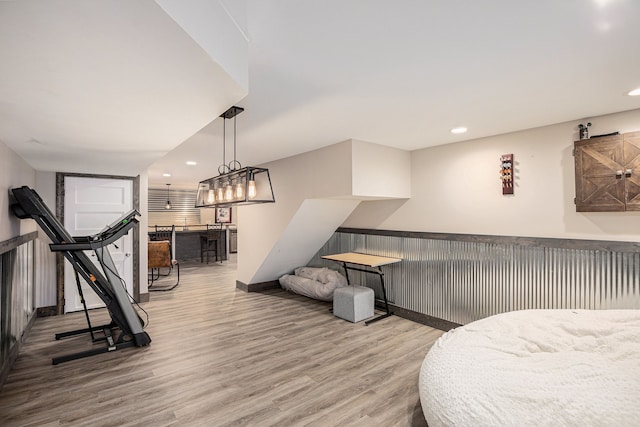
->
[236,279,458,331]
[387,303,460,332]
[36,306,57,317]
[138,293,150,303]
[0,312,37,392]
[236,279,280,292]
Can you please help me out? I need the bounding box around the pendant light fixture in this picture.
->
[165,183,172,210]
[195,106,275,208]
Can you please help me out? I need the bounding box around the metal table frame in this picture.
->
[322,252,402,325]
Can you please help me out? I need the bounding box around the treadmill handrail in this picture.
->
[49,213,139,252]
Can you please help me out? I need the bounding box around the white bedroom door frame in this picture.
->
[56,173,139,314]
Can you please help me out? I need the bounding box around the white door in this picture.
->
[64,176,134,313]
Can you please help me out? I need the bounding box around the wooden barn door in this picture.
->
[574,134,625,212]
[623,131,640,211]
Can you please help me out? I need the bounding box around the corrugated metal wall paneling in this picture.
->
[35,238,56,307]
[1,239,35,368]
[311,232,640,325]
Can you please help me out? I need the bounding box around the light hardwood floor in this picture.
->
[0,257,443,426]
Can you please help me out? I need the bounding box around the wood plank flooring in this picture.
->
[0,257,443,426]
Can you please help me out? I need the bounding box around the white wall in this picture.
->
[138,171,149,296]
[237,141,354,284]
[249,198,360,283]
[352,139,411,199]
[0,141,57,311]
[34,171,55,209]
[343,108,640,242]
[35,171,57,308]
[200,207,217,225]
[237,139,411,284]
[0,139,36,241]
[200,206,235,225]
[155,0,248,91]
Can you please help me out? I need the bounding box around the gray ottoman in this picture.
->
[333,286,374,323]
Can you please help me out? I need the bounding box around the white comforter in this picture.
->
[419,309,640,426]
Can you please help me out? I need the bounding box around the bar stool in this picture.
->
[200,231,219,263]
[150,225,174,242]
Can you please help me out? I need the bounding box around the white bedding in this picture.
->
[279,267,347,301]
[419,309,640,426]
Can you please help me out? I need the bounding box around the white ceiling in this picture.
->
[2,0,640,190]
[0,0,246,177]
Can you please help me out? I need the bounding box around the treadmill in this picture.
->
[11,186,151,364]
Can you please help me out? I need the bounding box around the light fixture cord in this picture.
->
[222,116,227,168]
[228,114,241,171]
[233,114,237,169]
[219,115,230,175]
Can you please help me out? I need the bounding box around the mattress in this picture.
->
[419,309,640,426]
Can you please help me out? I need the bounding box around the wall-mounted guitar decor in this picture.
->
[500,154,514,195]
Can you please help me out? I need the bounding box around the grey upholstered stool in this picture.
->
[333,286,374,323]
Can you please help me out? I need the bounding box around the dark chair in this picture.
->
[150,225,174,242]
[200,225,222,264]
[148,240,179,291]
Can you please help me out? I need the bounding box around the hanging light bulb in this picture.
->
[235,177,245,200]
[224,180,233,201]
[216,184,224,202]
[207,188,215,204]
[247,170,257,199]
[165,184,172,209]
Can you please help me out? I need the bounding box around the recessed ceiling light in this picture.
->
[628,88,640,96]
[162,173,171,177]
[450,126,468,134]
[186,161,197,166]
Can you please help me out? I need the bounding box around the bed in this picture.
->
[419,309,640,426]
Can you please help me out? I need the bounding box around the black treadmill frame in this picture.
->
[10,186,151,364]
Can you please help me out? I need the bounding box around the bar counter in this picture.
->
[149,226,233,263]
